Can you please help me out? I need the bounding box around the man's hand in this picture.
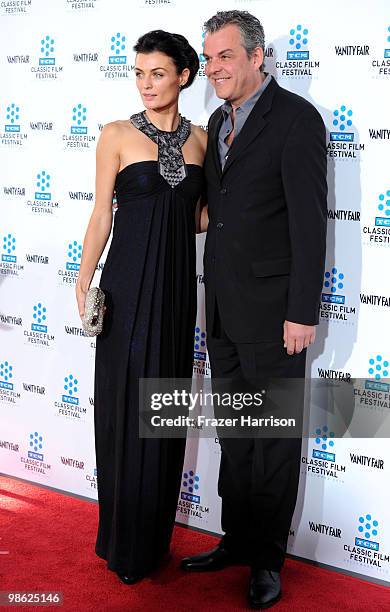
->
[283,320,316,355]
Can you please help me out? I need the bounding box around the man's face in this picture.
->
[203,24,263,106]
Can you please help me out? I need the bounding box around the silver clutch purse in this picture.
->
[82,286,105,336]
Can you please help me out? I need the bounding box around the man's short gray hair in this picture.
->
[204,10,265,71]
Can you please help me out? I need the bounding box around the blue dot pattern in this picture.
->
[315,425,335,450]
[289,24,309,49]
[40,35,54,56]
[323,267,344,293]
[3,234,16,254]
[36,170,51,192]
[0,361,13,382]
[33,303,47,324]
[72,104,87,125]
[333,106,353,131]
[377,190,390,216]
[6,103,20,124]
[29,431,43,453]
[64,374,78,396]
[182,470,200,493]
[368,355,389,380]
[111,33,126,55]
[194,326,207,350]
[358,514,379,540]
[67,241,82,261]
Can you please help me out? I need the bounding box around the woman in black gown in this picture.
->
[75,30,207,584]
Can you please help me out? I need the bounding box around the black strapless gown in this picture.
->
[94,161,202,575]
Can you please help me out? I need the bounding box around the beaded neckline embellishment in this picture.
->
[130,111,191,188]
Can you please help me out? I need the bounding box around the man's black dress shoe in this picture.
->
[116,571,144,585]
[248,569,281,609]
[181,541,241,572]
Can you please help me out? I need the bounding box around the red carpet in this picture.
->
[0,475,388,611]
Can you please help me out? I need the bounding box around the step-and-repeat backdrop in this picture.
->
[1,0,389,584]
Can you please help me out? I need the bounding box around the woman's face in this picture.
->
[135,51,189,111]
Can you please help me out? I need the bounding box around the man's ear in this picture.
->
[253,46,264,70]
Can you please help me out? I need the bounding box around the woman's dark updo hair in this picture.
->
[133,30,199,89]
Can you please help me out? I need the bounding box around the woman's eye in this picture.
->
[154,73,163,78]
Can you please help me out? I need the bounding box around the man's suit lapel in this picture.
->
[208,110,223,179]
[221,76,278,177]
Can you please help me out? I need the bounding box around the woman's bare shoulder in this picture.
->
[190,124,208,150]
[100,119,136,136]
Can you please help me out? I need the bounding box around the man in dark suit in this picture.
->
[181,10,327,609]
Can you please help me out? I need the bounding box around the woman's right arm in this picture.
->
[75,123,121,319]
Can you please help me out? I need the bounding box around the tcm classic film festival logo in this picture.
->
[344,513,389,574]
[21,431,51,476]
[99,32,133,79]
[58,240,104,288]
[177,469,210,523]
[1,0,33,16]
[23,302,55,349]
[0,360,20,405]
[65,0,100,11]
[327,106,364,160]
[54,372,88,421]
[193,326,210,377]
[362,188,390,247]
[276,24,320,78]
[320,267,356,325]
[0,102,28,147]
[371,26,390,78]
[62,104,96,149]
[31,35,63,79]
[354,355,390,414]
[301,425,346,482]
[26,170,60,215]
[0,232,24,277]
[58,240,82,286]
